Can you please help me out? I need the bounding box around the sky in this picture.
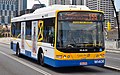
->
[28,0,120,11]
[27,0,49,9]
[115,0,120,11]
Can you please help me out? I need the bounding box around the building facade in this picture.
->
[86,0,114,27]
[49,0,114,27]
[118,10,120,27]
[72,0,86,5]
[49,0,71,5]
[18,0,27,15]
[0,0,18,25]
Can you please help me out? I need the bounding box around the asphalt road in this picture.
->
[106,52,120,70]
[0,43,120,75]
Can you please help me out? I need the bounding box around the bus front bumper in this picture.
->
[44,57,105,67]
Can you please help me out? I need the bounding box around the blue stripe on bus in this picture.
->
[11,43,37,60]
[44,57,105,67]
[25,50,31,57]
[20,50,37,60]
[12,43,17,52]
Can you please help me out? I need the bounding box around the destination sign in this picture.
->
[58,11,104,21]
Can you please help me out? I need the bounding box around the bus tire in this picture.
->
[16,43,20,57]
[38,50,44,66]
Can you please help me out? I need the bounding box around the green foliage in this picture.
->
[0,30,4,37]
[0,33,3,37]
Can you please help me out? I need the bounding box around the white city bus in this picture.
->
[11,5,105,67]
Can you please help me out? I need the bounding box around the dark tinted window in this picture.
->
[26,21,32,40]
[11,22,21,38]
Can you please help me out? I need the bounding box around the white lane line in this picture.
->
[105,65,120,71]
[106,56,120,61]
[106,50,120,53]
[0,51,51,75]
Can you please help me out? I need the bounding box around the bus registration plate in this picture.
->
[80,62,87,65]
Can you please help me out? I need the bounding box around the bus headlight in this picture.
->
[63,55,66,58]
[67,55,70,58]
[96,54,99,57]
[56,55,62,58]
[100,54,105,57]
[64,55,70,58]
[56,55,70,59]
[87,54,90,57]
[96,54,104,58]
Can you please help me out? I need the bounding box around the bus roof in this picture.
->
[11,5,91,22]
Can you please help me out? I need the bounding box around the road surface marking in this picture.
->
[0,51,51,75]
[106,50,120,53]
[105,65,120,71]
[106,56,120,61]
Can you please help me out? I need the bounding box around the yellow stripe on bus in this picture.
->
[25,41,32,48]
[17,34,21,38]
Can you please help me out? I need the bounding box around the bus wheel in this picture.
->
[38,52,44,66]
[16,45,20,56]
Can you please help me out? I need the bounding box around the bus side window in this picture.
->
[26,21,32,40]
[11,23,15,37]
[42,18,55,43]
[43,27,48,42]
[48,31,54,43]
[43,26,54,43]
[12,22,21,38]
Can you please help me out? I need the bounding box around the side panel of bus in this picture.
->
[11,19,56,66]
[20,22,26,54]
[19,21,38,59]
[37,19,55,66]
[31,21,38,58]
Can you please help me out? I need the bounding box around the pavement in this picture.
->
[0,37,11,45]
[0,37,120,53]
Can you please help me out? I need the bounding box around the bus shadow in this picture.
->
[12,54,106,74]
[12,54,37,64]
[45,66,103,74]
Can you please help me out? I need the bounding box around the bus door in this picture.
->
[32,21,38,57]
[21,22,26,54]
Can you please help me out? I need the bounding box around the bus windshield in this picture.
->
[56,11,104,48]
